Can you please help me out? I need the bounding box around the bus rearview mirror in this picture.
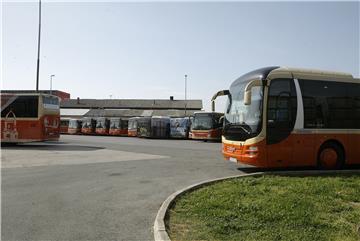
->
[244,90,251,105]
[244,79,262,105]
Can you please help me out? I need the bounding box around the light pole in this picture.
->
[50,74,55,95]
[184,74,187,117]
[36,0,42,92]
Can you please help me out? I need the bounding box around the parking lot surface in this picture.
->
[2,135,241,241]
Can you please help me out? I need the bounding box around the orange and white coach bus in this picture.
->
[190,112,224,141]
[1,93,60,143]
[220,66,360,169]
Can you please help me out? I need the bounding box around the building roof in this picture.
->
[60,99,202,110]
[84,109,199,118]
[60,108,90,117]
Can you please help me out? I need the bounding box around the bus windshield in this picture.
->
[192,114,214,130]
[110,119,120,129]
[128,119,137,129]
[96,118,105,128]
[69,120,79,128]
[224,83,263,141]
[82,119,91,128]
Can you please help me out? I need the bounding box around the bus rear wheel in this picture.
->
[317,143,344,170]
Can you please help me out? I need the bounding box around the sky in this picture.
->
[2,1,359,111]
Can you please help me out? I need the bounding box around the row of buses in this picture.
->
[2,66,359,169]
[60,112,224,141]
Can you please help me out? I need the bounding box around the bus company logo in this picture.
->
[226,146,236,153]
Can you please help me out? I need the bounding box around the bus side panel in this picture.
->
[269,133,351,167]
[267,134,315,168]
[109,129,123,136]
[291,133,316,167]
[82,128,94,134]
[1,119,43,142]
[60,126,68,134]
[348,134,360,164]
[95,128,109,135]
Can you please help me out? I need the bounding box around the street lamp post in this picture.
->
[184,74,187,117]
[50,74,55,95]
[36,0,42,92]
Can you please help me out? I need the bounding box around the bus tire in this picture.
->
[317,142,344,170]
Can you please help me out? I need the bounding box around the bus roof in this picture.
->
[231,67,358,86]
[194,111,223,115]
[269,67,355,82]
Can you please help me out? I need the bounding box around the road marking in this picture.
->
[1,149,169,169]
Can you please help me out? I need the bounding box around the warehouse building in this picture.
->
[60,97,203,120]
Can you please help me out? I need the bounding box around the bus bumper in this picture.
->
[222,139,267,167]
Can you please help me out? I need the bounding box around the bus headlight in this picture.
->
[248,146,258,151]
[245,146,258,156]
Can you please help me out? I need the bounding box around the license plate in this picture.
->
[229,157,237,163]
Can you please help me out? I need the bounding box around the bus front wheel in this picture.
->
[317,143,344,170]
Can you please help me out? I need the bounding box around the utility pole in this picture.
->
[184,74,187,117]
[35,0,42,92]
[50,74,55,95]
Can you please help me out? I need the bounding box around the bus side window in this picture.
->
[267,79,297,144]
[1,96,39,118]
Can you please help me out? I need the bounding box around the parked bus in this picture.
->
[81,117,96,135]
[95,117,110,135]
[220,66,360,169]
[68,119,82,134]
[137,117,152,138]
[137,116,170,138]
[151,116,170,138]
[1,93,60,143]
[60,119,69,134]
[128,117,139,137]
[190,112,223,141]
[109,118,128,136]
[170,117,190,139]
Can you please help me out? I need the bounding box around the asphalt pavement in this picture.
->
[2,135,241,241]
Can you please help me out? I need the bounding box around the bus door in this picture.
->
[266,78,297,167]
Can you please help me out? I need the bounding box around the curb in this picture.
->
[153,169,360,241]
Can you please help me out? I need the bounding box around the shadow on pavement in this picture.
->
[1,143,104,151]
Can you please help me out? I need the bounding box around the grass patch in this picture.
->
[167,175,360,241]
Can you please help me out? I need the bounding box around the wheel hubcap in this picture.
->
[320,148,338,168]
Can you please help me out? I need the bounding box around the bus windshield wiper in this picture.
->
[224,122,251,135]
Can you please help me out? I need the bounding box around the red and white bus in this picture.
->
[95,117,110,135]
[190,112,223,141]
[81,117,96,135]
[220,67,360,169]
[60,119,69,134]
[68,119,82,134]
[1,93,60,143]
[109,118,128,136]
[128,117,139,137]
